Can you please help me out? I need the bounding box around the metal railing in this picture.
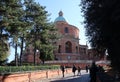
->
[45,60,110,64]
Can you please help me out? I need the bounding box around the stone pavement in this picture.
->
[36,70,90,82]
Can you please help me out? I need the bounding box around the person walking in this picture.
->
[60,65,65,77]
[85,65,89,73]
[72,64,77,76]
[89,61,98,82]
[77,66,81,76]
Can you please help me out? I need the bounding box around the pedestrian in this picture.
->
[72,64,77,76]
[60,65,65,77]
[85,65,89,73]
[89,61,98,82]
[77,66,81,76]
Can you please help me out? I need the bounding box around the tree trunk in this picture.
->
[33,47,36,66]
[19,34,24,66]
[15,43,18,66]
[42,59,45,64]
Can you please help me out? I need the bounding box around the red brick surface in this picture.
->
[0,69,72,82]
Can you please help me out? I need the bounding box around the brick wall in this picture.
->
[0,68,72,82]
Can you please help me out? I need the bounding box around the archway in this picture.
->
[65,41,72,53]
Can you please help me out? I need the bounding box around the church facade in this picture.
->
[22,11,94,63]
[54,11,81,60]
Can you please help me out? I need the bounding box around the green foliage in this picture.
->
[0,65,59,74]
[40,44,54,61]
[24,1,58,64]
[0,40,9,62]
[0,0,58,66]
[81,0,120,71]
[39,23,57,62]
[0,0,26,66]
[0,0,10,65]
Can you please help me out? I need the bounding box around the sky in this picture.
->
[8,0,88,62]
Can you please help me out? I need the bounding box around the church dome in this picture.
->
[54,11,66,22]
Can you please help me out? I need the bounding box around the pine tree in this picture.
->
[0,0,10,65]
[24,0,58,65]
[5,0,24,66]
[39,22,59,64]
[3,0,33,66]
[18,0,34,66]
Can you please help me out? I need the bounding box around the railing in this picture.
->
[96,60,111,64]
[45,60,111,64]
[55,53,80,55]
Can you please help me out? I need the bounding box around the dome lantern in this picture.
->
[59,11,63,16]
[54,11,67,23]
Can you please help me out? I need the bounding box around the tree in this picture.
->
[39,23,57,64]
[24,0,45,65]
[6,0,25,66]
[18,0,34,66]
[0,0,10,65]
[24,0,58,65]
[0,41,9,65]
[0,0,58,66]
[0,0,32,66]
[81,0,120,71]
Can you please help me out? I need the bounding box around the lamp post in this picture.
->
[36,49,39,65]
[33,26,40,66]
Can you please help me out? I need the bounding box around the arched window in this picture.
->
[58,45,61,53]
[64,27,69,33]
[76,46,78,53]
[65,41,72,53]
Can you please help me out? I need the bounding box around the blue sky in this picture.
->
[8,0,87,62]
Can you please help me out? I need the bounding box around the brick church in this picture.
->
[54,11,84,60]
[22,11,101,63]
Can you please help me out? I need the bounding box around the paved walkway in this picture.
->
[97,72,115,82]
[36,70,90,82]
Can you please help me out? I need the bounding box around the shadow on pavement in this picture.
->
[97,72,115,82]
[50,74,90,82]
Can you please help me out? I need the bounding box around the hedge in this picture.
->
[0,65,60,74]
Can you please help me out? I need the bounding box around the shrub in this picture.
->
[0,65,59,74]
